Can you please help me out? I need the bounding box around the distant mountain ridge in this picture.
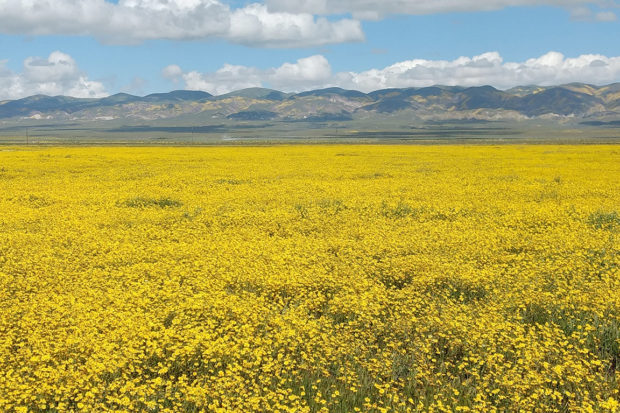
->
[2,84,620,123]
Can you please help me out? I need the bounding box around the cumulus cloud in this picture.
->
[341,51,620,90]
[167,51,620,94]
[162,65,184,83]
[228,4,364,47]
[271,55,333,90]
[181,64,264,95]
[0,52,107,100]
[0,1,613,48]
[0,0,363,47]
[174,55,333,95]
[266,0,619,20]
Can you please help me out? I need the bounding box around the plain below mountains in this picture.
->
[1,83,620,124]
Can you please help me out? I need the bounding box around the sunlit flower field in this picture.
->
[0,145,619,412]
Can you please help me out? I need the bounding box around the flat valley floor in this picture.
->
[0,145,619,412]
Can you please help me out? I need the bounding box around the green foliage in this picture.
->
[432,277,488,303]
[588,211,620,231]
[521,304,620,375]
[294,204,309,219]
[381,201,419,219]
[120,197,183,208]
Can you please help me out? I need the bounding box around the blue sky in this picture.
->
[0,0,619,99]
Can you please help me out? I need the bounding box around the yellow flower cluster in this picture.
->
[0,145,618,412]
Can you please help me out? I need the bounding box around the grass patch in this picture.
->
[381,201,422,219]
[181,207,203,221]
[584,248,619,279]
[119,197,183,208]
[214,178,251,185]
[431,277,488,303]
[381,202,464,221]
[588,211,620,231]
[22,194,54,208]
[521,304,620,375]
[316,198,347,213]
[358,172,392,179]
[294,204,310,219]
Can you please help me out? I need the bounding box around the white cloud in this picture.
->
[0,0,363,47]
[162,65,183,83]
[266,0,618,20]
[0,52,107,100]
[167,51,620,94]
[271,55,333,90]
[228,4,364,47]
[0,0,613,49]
[339,51,620,90]
[183,64,264,95]
[176,55,333,95]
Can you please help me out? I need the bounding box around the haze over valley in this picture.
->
[2,82,619,142]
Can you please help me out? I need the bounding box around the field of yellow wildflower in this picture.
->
[0,145,619,412]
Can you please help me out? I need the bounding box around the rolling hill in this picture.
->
[1,83,619,124]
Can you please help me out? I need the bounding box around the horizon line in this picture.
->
[3,82,620,101]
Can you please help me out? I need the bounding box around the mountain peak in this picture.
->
[217,88,289,100]
[0,83,619,122]
[292,87,369,99]
[144,90,212,101]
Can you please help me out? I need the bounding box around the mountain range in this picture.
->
[1,83,620,124]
